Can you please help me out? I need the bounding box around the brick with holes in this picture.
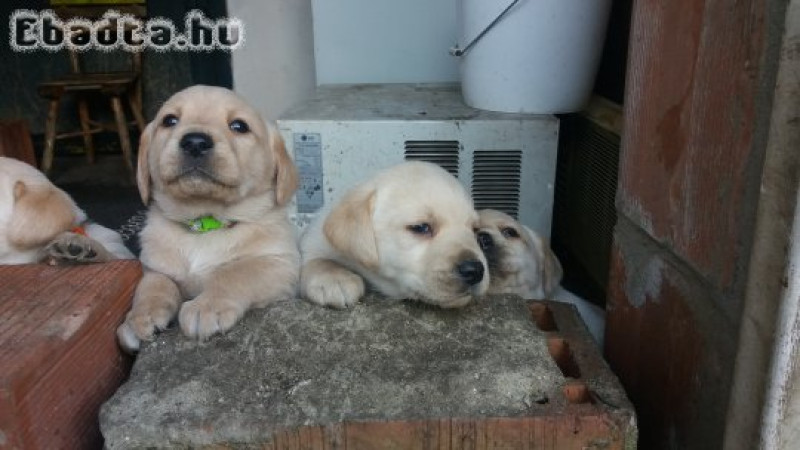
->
[101,294,636,449]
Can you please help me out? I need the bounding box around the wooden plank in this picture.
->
[0,261,142,449]
[607,0,774,447]
[618,0,767,293]
[607,221,747,448]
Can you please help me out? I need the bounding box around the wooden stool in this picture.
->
[36,3,146,178]
[38,75,145,177]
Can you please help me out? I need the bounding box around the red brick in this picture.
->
[0,261,141,449]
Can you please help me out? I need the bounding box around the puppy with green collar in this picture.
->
[116,86,299,352]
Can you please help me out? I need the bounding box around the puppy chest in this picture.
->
[143,225,236,267]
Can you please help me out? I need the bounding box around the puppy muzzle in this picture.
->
[456,259,485,286]
[180,132,214,159]
[178,132,217,178]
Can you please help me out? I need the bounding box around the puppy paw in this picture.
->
[45,231,112,265]
[178,296,244,340]
[436,295,473,309]
[303,269,365,308]
[116,321,142,353]
[116,305,175,353]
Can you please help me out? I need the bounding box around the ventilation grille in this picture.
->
[553,108,620,300]
[471,150,522,218]
[404,141,460,176]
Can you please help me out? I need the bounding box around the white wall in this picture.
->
[228,0,317,121]
[762,2,800,447]
[229,0,462,119]
[312,0,459,84]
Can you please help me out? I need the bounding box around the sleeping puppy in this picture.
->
[477,209,605,345]
[116,85,299,352]
[300,161,489,309]
[0,156,133,264]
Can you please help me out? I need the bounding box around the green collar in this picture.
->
[185,216,236,233]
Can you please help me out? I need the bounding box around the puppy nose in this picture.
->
[477,232,494,251]
[180,132,213,158]
[456,260,485,286]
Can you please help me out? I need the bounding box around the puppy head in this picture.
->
[325,161,488,308]
[5,181,77,250]
[477,209,562,298]
[137,85,298,213]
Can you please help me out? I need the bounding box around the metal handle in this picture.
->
[450,0,522,57]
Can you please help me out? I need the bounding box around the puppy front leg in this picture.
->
[300,258,365,308]
[116,271,182,352]
[179,255,299,340]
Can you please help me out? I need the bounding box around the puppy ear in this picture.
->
[12,179,26,200]
[266,121,298,207]
[136,121,154,205]
[8,181,76,249]
[524,226,563,297]
[323,185,379,269]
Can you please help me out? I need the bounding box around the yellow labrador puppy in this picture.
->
[300,161,489,309]
[476,209,562,299]
[477,209,605,344]
[117,85,299,352]
[0,156,133,264]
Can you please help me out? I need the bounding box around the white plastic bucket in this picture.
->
[456,0,612,114]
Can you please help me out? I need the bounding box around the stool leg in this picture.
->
[42,98,60,176]
[77,98,95,164]
[127,90,146,133]
[110,96,135,179]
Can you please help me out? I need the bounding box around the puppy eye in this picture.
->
[407,223,433,237]
[229,119,250,134]
[501,227,520,238]
[161,114,179,127]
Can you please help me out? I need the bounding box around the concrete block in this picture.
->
[101,295,635,449]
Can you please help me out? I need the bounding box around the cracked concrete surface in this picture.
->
[100,295,622,448]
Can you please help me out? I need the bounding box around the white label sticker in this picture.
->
[294,133,323,213]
